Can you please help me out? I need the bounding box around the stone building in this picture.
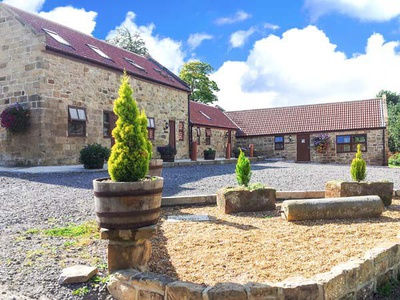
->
[0,3,190,166]
[189,101,237,159]
[225,98,389,165]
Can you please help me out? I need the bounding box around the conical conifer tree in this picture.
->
[236,149,251,187]
[108,72,151,182]
[350,144,366,182]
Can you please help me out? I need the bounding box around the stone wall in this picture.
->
[236,129,387,165]
[191,126,236,159]
[0,7,189,166]
[108,241,400,300]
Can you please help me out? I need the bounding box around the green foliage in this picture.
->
[0,103,30,133]
[108,72,151,182]
[204,147,216,155]
[106,27,149,56]
[389,152,400,166]
[235,149,251,187]
[179,61,220,104]
[156,145,177,155]
[376,90,400,152]
[72,286,90,296]
[44,221,98,238]
[79,143,110,169]
[350,144,367,182]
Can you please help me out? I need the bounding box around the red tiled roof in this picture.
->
[225,99,386,136]
[3,3,190,93]
[190,101,238,130]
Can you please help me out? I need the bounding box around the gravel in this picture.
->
[0,160,399,299]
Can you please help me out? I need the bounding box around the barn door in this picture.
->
[297,134,310,162]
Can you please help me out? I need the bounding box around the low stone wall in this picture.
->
[108,241,400,300]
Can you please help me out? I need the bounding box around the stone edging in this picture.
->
[107,241,400,300]
[162,190,400,207]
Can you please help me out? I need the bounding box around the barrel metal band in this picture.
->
[98,219,159,230]
[94,188,163,198]
[96,207,160,218]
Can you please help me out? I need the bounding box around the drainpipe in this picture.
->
[187,94,192,158]
[382,128,386,166]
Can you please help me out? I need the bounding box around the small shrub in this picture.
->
[350,144,366,182]
[204,147,216,155]
[0,103,30,133]
[236,149,251,187]
[389,152,400,166]
[157,145,177,156]
[79,143,110,169]
[108,72,151,182]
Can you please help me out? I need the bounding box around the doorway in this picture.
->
[297,134,310,162]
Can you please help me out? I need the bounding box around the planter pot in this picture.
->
[93,176,164,229]
[204,151,216,160]
[160,153,175,162]
[217,187,276,214]
[325,180,394,206]
[148,159,163,177]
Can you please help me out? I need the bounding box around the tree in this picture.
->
[106,27,149,56]
[179,61,220,104]
[376,90,400,152]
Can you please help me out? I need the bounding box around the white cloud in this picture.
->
[2,0,44,13]
[230,27,256,48]
[264,23,280,31]
[187,33,213,50]
[106,11,185,74]
[305,0,400,22]
[212,25,400,111]
[39,6,97,35]
[215,10,251,25]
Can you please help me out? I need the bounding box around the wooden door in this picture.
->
[297,134,310,162]
[169,120,176,149]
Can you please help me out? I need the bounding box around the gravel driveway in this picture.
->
[0,161,399,299]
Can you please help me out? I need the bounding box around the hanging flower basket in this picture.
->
[0,103,30,134]
[313,134,330,153]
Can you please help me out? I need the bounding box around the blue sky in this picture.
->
[2,0,400,110]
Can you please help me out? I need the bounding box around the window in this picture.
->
[43,28,71,46]
[147,117,155,140]
[336,134,367,153]
[274,136,284,150]
[87,44,111,60]
[103,111,112,138]
[178,121,184,141]
[68,106,86,136]
[196,127,201,145]
[124,57,146,72]
[205,128,211,145]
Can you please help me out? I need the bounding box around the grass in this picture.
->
[44,220,98,238]
[72,286,90,296]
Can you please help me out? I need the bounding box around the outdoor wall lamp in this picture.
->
[225,131,229,138]
[288,135,292,142]
[163,122,169,131]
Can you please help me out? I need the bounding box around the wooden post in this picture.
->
[249,144,254,157]
[226,143,231,159]
[191,141,197,161]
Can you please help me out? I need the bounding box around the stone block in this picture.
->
[281,196,383,221]
[130,271,175,294]
[364,245,392,276]
[166,281,207,300]
[100,225,158,241]
[138,290,163,300]
[217,187,276,214]
[58,265,98,284]
[107,277,137,300]
[332,260,361,291]
[108,239,152,273]
[279,277,321,300]
[314,269,347,300]
[204,283,247,300]
[325,181,394,206]
[245,282,279,299]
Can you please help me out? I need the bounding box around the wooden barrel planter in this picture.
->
[148,159,163,177]
[93,176,163,229]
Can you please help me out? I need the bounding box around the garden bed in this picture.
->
[149,199,400,285]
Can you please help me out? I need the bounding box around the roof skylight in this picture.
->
[87,44,111,60]
[124,58,146,72]
[200,110,211,120]
[43,28,71,46]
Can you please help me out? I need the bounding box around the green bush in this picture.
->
[236,149,251,187]
[79,143,110,169]
[108,72,151,182]
[350,144,367,182]
[389,152,400,166]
